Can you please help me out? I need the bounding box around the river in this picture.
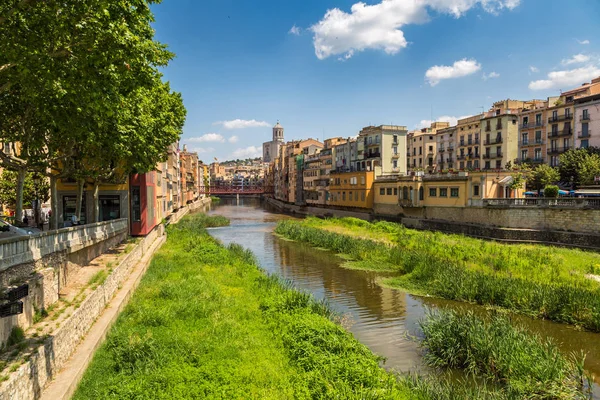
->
[203,197,600,392]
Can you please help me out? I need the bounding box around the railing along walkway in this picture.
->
[484,198,600,209]
[0,219,128,272]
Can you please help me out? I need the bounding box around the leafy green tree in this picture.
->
[543,185,559,198]
[0,0,181,227]
[559,149,600,187]
[529,164,560,190]
[0,169,50,209]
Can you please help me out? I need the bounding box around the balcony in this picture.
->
[447,144,455,151]
[457,154,466,160]
[439,147,446,153]
[446,157,454,163]
[548,129,573,138]
[547,146,571,155]
[578,131,591,139]
[581,114,591,121]
[548,114,573,123]
[496,123,503,130]
[482,152,503,159]
[516,157,544,164]
[392,153,400,158]
[365,152,381,159]
[484,137,503,145]
[520,121,544,129]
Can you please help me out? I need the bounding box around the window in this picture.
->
[451,188,459,197]
[349,191,352,200]
[393,160,398,168]
[419,187,424,201]
[521,150,528,160]
[582,123,589,137]
[581,139,589,149]
[380,188,385,195]
[485,161,490,169]
[394,188,398,196]
[495,160,502,169]
[393,135,398,144]
[419,147,422,155]
[552,110,558,120]
[360,176,365,185]
[361,192,365,201]
[536,114,542,125]
[565,108,571,117]
[522,116,529,125]
[473,185,480,196]
[428,145,433,152]
[583,109,589,120]
[534,148,542,160]
[386,188,393,195]
[342,192,346,201]
[131,186,141,222]
[393,146,398,154]
[99,196,121,222]
[429,188,437,197]
[355,191,358,201]
[439,188,448,197]
[63,195,87,224]
[535,131,542,143]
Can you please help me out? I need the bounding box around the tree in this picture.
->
[0,169,50,210]
[529,164,560,190]
[559,148,600,188]
[0,0,180,227]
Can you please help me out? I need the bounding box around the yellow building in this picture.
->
[481,100,526,171]
[407,121,450,173]
[374,170,524,212]
[327,170,375,209]
[456,114,483,170]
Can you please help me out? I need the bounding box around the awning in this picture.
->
[498,176,513,187]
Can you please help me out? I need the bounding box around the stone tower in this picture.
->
[273,121,284,142]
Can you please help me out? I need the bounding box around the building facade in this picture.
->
[481,100,524,170]
[356,125,408,176]
[436,126,457,171]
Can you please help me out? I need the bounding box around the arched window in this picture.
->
[419,186,424,201]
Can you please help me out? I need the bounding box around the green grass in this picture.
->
[87,271,108,288]
[72,213,414,399]
[275,218,600,331]
[210,195,221,203]
[418,309,591,398]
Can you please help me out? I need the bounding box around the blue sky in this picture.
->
[151,0,600,162]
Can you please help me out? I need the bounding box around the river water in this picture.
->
[203,197,600,392]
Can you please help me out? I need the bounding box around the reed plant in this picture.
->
[275,219,600,331]
[419,309,592,398]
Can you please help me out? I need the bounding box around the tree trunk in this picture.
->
[92,182,100,223]
[14,167,26,225]
[50,175,58,230]
[75,179,85,222]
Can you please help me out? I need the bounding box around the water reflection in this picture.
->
[206,197,600,389]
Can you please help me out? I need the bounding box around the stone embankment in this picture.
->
[0,197,211,400]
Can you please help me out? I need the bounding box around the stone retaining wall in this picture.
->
[265,197,372,221]
[0,224,164,400]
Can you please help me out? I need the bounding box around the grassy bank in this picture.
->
[275,218,600,331]
[73,213,413,399]
[419,309,591,398]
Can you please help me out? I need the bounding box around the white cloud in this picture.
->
[482,71,500,80]
[577,39,590,45]
[187,133,225,143]
[289,25,301,35]
[528,65,600,90]
[425,58,481,86]
[310,0,520,60]
[418,115,471,128]
[529,66,539,73]
[561,53,591,66]
[228,136,239,144]
[231,146,262,159]
[214,119,271,129]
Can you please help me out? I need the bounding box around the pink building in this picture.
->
[574,78,600,149]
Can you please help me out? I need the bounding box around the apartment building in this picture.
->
[574,77,600,149]
[327,170,375,210]
[517,100,547,165]
[436,126,457,171]
[274,139,323,204]
[303,152,322,205]
[546,94,575,167]
[180,146,199,204]
[334,139,357,172]
[456,115,483,170]
[481,100,524,170]
[356,125,408,176]
[407,122,450,173]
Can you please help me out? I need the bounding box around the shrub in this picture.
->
[544,185,559,198]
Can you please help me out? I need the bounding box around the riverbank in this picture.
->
[72,213,415,399]
[275,217,600,331]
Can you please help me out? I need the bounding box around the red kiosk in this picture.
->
[129,172,158,236]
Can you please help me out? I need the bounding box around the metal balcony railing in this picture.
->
[548,114,573,123]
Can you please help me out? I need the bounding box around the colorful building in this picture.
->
[481,100,524,170]
[356,125,407,176]
[435,126,457,171]
[517,100,547,165]
[574,77,600,149]
[407,122,450,173]
[327,170,375,210]
[456,115,483,170]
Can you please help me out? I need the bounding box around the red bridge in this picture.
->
[198,186,273,195]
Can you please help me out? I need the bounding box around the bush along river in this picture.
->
[207,197,600,397]
[73,197,599,398]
